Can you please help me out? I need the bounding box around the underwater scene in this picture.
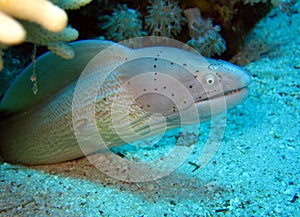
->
[0,0,299,216]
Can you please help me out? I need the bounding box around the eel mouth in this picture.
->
[195,86,249,108]
[210,87,249,101]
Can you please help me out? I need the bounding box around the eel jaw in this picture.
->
[192,86,249,123]
[205,86,249,104]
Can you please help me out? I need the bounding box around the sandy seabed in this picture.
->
[1,3,299,217]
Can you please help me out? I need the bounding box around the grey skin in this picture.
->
[0,40,251,165]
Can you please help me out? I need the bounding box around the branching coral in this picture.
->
[102,4,146,42]
[50,0,93,10]
[0,10,26,45]
[0,0,92,70]
[0,0,67,45]
[22,21,79,59]
[145,0,186,37]
[184,8,226,57]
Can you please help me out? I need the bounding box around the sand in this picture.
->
[1,3,299,216]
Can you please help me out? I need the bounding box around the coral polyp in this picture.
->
[184,8,226,57]
[102,4,146,42]
[145,0,186,37]
[243,0,268,5]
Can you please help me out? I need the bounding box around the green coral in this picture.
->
[185,8,226,57]
[243,0,268,5]
[102,4,146,42]
[145,0,186,37]
[49,0,93,10]
[0,0,93,71]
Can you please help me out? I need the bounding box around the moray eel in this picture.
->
[0,40,251,165]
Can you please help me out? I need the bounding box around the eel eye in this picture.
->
[204,74,216,86]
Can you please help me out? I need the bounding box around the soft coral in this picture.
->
[184,8,226,57]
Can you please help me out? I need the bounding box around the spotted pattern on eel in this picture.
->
[0,40,251,165]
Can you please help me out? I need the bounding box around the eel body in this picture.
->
[0,40,251,165]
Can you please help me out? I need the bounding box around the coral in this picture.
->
[102,4,146,42]
[271,0,297,14]
[243,0,268,5]
[22,21,79,59]
[243,0,297,13]
[0,0,92,70]
[47,42,77,59]
[213,4,238,28]
[184,8,226,57]
[0,11,26,45]
[145,0,186,37]
[0,0,68,40]
[49,0,93,10]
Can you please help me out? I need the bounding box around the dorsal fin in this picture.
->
[0,40,115,114]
